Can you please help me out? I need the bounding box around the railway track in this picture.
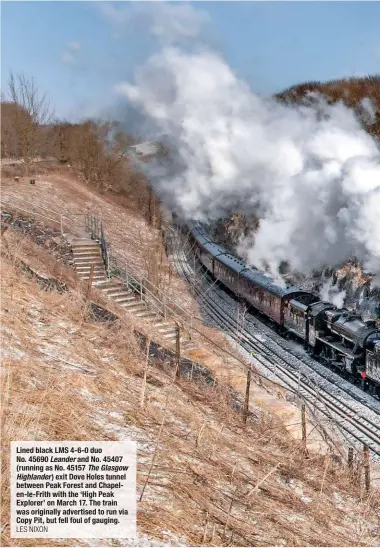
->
[169,227,380,458]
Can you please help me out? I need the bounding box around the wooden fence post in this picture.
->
[175,325,181,379]
[347,447,354,476]
[140,338,150,409]
[243,369,252,424]
[363,445,370,492]
[301,404,307,453]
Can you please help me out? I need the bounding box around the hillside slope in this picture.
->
[2,223,380,547]
[2,164,380,546]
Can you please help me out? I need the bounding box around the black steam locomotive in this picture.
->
[185,221,380,397]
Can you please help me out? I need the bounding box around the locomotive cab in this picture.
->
[283,294,319,340]
[307,302,336,348]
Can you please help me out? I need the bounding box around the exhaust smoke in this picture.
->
[114,10,380,289]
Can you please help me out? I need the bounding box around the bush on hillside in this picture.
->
[276,75,380,139]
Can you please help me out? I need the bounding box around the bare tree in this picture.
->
[1,71,54,162]
[0,102,26,158]
[48,119,74,163]
[67,120,148,196]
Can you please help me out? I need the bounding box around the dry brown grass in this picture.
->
[1,229,76,286]
[1,168,159,276]
[1,229,380,546]
[1,167,201,324]
[0,179,374,454]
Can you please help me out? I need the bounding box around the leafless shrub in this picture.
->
[1,71,54,163]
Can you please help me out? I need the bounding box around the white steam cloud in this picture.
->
[116,43,380,282]
[320,277,347,309]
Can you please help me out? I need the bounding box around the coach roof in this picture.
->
[242,268,305,298]
[189,222,307,298]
